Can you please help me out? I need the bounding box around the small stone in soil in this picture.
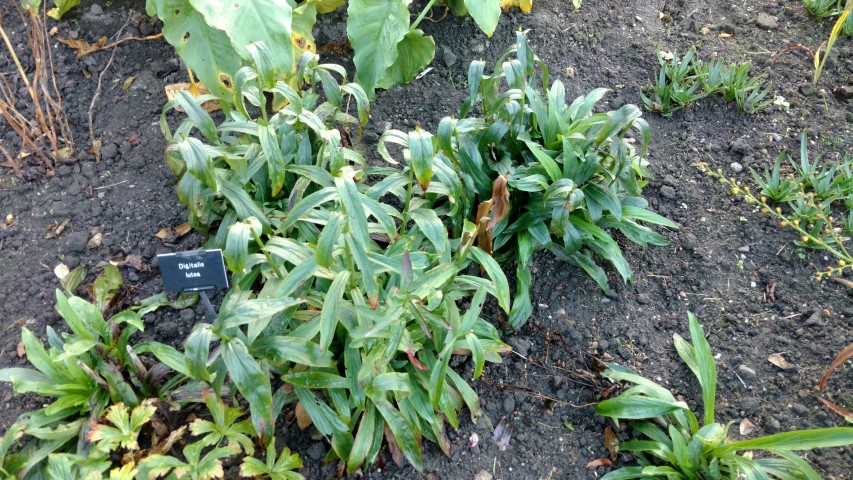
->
[764,416,781,433]
[737,364,757,378]
[179,309,196,322]
[730,162,743,173]
[101,143,119,160]
[503,396,516,413]
[660,185,676,199]
[508,337,531,356]
[637,293,650,305]
[755,13,778,30]
[306,442,325,461]
[66,232,89,253]
[792,403,809,415]
[738,246,750,252]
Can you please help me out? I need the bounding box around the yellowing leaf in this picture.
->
[165,82,221,113]
[315,0,346,14]
[58,36,108,58]
[718,32,733,38]
[122,76,136,91]
[500,0,533,12]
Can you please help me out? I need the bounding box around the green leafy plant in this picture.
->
[803,0,844,17]
[641,48,707,117]
[703,131,853,281]
[87,402,157,453]
[0,268,204,477]
[191,390,257,455]
[240,439,305,480]
[160,44,369,241]
[595,312,853,479]
[138,441,240,479]
[382,31,676,327]
[157,41,513,468]
[643,48,774,117]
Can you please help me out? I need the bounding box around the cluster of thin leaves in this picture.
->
[381,31,676,328]
[703,131,853,281]
[642,48,774,117]
[155,40,513,473]
[595,312,853,479]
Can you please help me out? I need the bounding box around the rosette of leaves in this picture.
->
[142,164,512,472]
[596,312,853,479]
[0,267,203,478]
[160,43,369,244]
[383,31,676,328]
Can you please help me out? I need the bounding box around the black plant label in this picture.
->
[158,249,229,292]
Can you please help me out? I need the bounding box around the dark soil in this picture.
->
[1,0,852,479]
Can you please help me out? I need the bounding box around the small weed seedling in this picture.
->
[643,48,773,117]
[596,312,853,479]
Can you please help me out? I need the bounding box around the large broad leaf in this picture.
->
[189,0,294,77]
[347,0,410,96]
[464,0,501,37]
[376,29,436,90]
[152,0,243,98]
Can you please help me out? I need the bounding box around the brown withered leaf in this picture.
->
[818,343,853,391]
[174,222,192,236]
[488,174,511,230]
[294,402,312,430]
[768,353,790,369]
[604,427,618,460]
[58,36,108,57]
[154,228,170,240]
[816,396,853,422]
[110,254,148,271]
[586,458,613,469]
[122,76,136,91]
[16,341,25,358]
[475,200,494,255]
[384,423,405,467]
[719,32,733,38]
[165,82,221,113]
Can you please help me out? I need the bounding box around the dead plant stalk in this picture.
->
[0,3,73,175]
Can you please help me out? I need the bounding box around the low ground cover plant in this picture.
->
[0,267,215,477]
[596,312,853,479]
[159,42,512,472]
[701,131,853,281]
[642,48,773,117]
[381,31,676,328]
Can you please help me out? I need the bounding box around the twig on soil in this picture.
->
[94,180,128,190]
[66,33,163,58]
[88,16,133,158]
[829,277,853,289]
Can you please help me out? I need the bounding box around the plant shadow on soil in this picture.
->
[0,0,851,478]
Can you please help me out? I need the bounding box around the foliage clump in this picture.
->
[596,312,853,479]
[382,31,676,328]
[642,47,774,117]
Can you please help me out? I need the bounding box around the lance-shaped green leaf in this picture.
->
[251,336,335,368]
[408,127,436,191]
[347,0,410,96]
[177,137,218,192]
[218,298,303,329]
[467,247,511,313]
[222,338,274,441]
[320,271,351,351]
